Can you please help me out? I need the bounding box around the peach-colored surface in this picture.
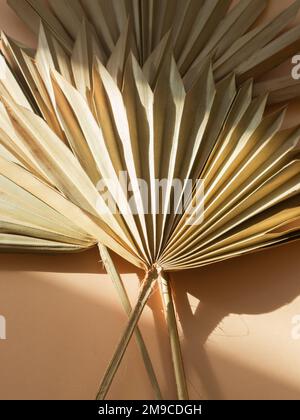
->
[1,0,300,400]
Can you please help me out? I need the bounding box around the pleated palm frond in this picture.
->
[1,23,300,271]
[254,75,300,105]
[1,0,300,401]
[8,0,300,97]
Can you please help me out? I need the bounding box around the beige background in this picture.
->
[1,0,300,400]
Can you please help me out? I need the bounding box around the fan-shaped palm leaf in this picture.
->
[1,0,300,400]
[8,0,300,98]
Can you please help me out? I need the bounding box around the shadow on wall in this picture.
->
[171,240,300,399]
[0,267,175,400]
[203,349,300,400]
[0,247,138,274]
[1,241,300,399]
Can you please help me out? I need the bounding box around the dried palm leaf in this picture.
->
[254,75,300,104]
[8,0,300,95]
[0,26,163,399]
[1,0,300,401]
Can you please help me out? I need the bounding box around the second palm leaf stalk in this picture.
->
[96,251,189,400]
[98,244,162,400]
